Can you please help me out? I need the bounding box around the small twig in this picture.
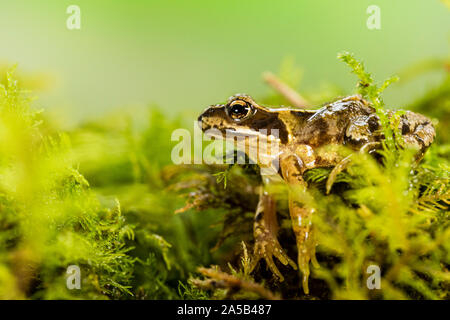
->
[193,267,280,300]
[263,71,310,108]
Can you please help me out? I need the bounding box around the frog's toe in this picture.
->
[250,234,297,282]
[263,253,285,282]
[297,243,317,294]
[311,247,320,269]
[291,224,319,294]
[296,237,321,294]
[273,245,298,270]
[297,249,311,294]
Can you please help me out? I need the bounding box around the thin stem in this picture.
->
[263,72,310,108]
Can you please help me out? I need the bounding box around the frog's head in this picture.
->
[197,94,289,143]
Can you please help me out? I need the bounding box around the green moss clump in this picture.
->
[0,68,136,299]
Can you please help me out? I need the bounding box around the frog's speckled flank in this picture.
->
[198,94,435,294]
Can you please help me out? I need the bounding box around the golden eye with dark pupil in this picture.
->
[228,102,250,119]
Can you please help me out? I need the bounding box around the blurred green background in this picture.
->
[0,0,448,121]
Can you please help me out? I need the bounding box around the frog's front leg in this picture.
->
[325,142,381,194]
[250,187,297,282]
[280,154,319,294]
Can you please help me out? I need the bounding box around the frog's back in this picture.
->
[286,95,435,156]
[289,95,377,148]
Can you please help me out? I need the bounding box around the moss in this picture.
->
[0,52,448,299]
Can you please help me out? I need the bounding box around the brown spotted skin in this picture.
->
[199,94,435,160]
[198,94,435,293]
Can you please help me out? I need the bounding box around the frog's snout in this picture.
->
[197,106,216,131]
[198,107,213,121]
[197,113,204,124]
[197,112,206,130]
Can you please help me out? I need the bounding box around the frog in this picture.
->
[197,93,435,294]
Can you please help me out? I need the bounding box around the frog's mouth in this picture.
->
[202,126,261,140]
[200,124,282,168]
[201,124,280,145]
[201,127,225,139]
[224,128,262,140]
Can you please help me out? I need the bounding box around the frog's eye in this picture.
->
[227,101,252,121]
